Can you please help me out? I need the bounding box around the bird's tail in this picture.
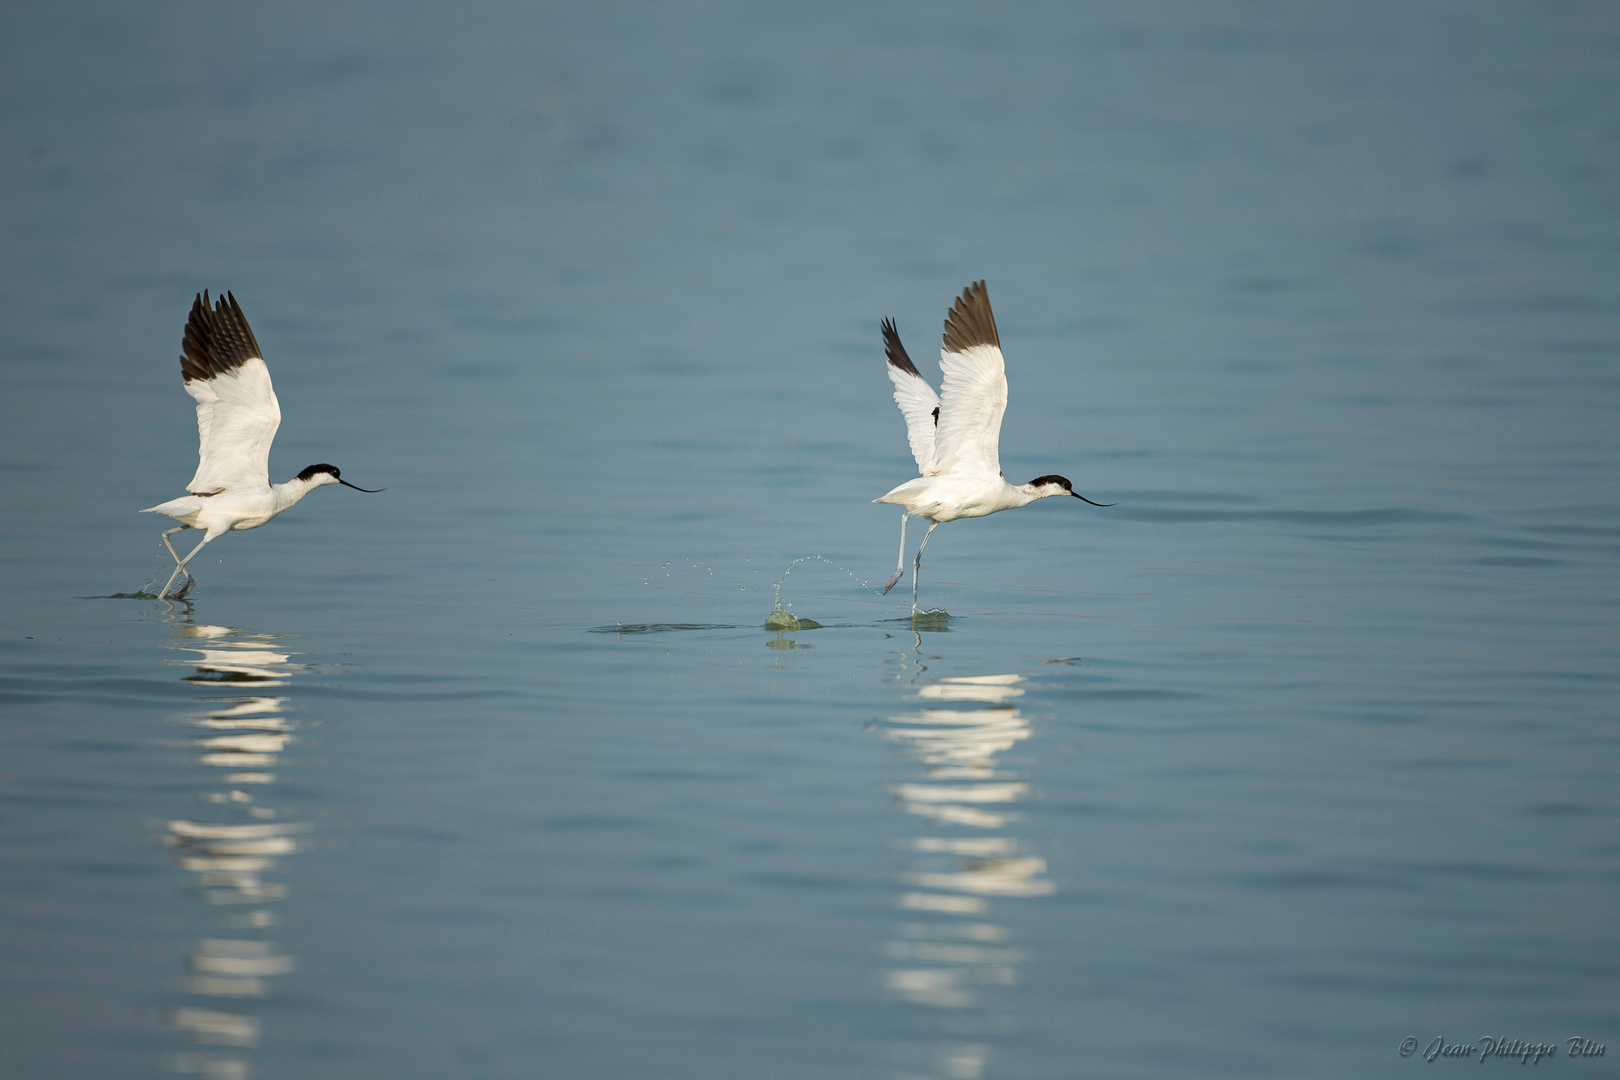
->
[142,496,202,518]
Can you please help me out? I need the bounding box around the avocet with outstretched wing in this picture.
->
[141,291,382,599]
[874,280,1111,614]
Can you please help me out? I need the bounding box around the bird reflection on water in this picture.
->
[876,666,1053,1080]
[157,613,310,1080]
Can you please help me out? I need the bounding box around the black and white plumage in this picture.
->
[874,281,1111,614]
[141,291,381,599]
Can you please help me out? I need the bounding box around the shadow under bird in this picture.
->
[142,291,382,600]
[875,280,1112,614]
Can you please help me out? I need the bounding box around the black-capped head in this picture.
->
[1029,474,1073,493]
[296,464,383,492]
[1026,474,1113,507]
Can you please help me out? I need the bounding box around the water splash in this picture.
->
[641,560,723,587]
[763,605,822,631]
[885,610,953,630]
[635,554,891,628]
[763,554,880,629]
[132,561,197,601]
[772,555,882,602]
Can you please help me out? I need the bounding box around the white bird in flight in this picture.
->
[875,280,1111,615]
[142,291,381,600]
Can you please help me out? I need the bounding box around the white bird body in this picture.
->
[141,291,379,599]
[874,281,1109,612]
[143,473,341,535]
[875,473,1041,522]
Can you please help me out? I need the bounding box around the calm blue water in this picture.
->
[2,2,1618,1077]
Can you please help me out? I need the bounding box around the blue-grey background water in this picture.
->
[2,2,1618,1077]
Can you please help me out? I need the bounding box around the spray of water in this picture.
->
[641,560,723,587]
[764,555,887,629]
[636,554,894,629]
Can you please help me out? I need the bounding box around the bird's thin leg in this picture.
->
[160,526,190,572]
[157,526,194,597]
[912,522,939,616]
[884,512,910,594]
[158,534,215,600]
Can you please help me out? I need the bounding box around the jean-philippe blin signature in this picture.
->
[1398,1035,1606,1063]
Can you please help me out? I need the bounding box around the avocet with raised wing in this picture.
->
[142,291,382,600]
[876,280,1111,614]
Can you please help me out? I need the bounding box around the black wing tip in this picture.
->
[180,289,264,384]
[942,279,999,354]
[882,317,923,377]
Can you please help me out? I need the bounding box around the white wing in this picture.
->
[931,281,1006,480]
[180,292,281,494]
[883,318,941,473]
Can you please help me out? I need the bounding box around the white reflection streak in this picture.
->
[159,623,310,1079]
[877,672,1053,1080]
